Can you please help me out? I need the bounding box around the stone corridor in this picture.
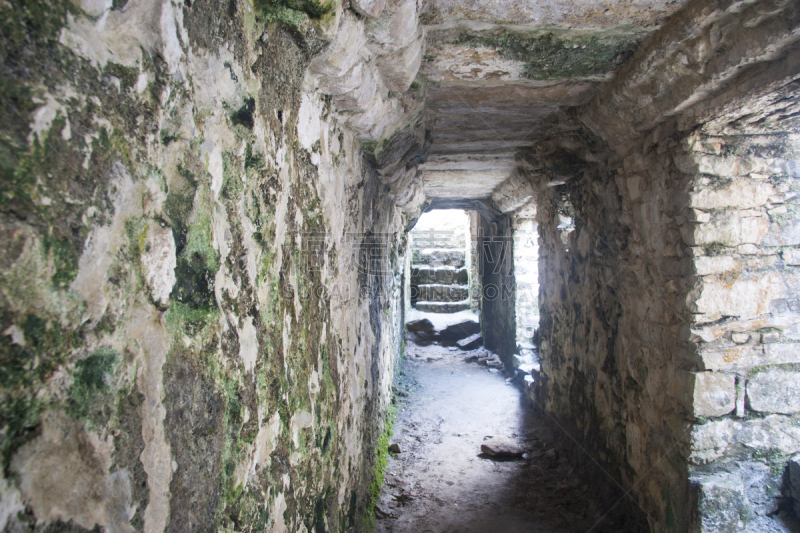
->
[1,0,800,531]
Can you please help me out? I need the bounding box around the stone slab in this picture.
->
[747,369,800,415]
[693,372,736,418]
[457,333,483,350]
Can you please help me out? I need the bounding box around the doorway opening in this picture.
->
[404,209,482,350]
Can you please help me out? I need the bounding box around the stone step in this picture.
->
[411,230,467,250]
[415,300,471,313]
[411,238,466,250]
[413,284,469,302]
[411,249,466,268]
[411,266,468,285]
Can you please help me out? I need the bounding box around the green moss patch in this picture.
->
[0,313,86,468]
[67,348,118,423]
[253,0,333,28]
[451,30,641,80]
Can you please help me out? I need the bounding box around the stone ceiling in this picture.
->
[308,0,693,219]
[415,0,687,205]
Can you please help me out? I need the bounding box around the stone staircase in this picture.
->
[410,229,471,313]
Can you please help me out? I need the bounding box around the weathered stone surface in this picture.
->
[420,0,684,26]
[693,372,736,418]
[0,4,413,530]
[784,248,800,266]
[480,437,524,458]
[406,318,437,346]
[690,217,770,247]
[492,169,538,214]
[690,462,782,533]
[309,13,367,78]
[747,369,800,415]
[691,416,800,464]
[333,62,379,112]
[351,0,386,19]
[698,341,800,371]
[691,471,747,532]
[365,0,418,56]
[691,180,776,210]
[141,223,177,306]
[376,29,424,92]
[693,273,783,322]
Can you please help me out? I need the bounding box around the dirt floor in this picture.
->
[375,342,631,533]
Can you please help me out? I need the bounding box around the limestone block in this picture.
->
[699,345,765,371]
[691,180,775,210]
[141,224,176,306]
[691,416,800,464]
[365,0,418,56]
[700,341,800,372]
[761,219,800,247]
[691,216,769,246]
[691,419,736,463]
[732,333,750,344]
[346,90,386,132]
[376,29,424,92]
[480,437,523,458]
[333,63,378,112]
[695,255,738,276]
[694,154,778,178]
[693,273,783,322]
[764,344,800,365]
[783,248,800,266]
[747,369,800,414]
[740,461,781,519]
[691,462,781,532]
[492,170,538,214]
[309,13,366,78]
[690,471,746,532]
[351,0,386,18]
[318,61,368,96]
[438,319,480,343]
[692,372,736,418]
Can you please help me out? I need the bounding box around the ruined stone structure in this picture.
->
[1,0,799,530]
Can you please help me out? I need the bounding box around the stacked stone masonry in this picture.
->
[2,0,800,530]
[531,1,800,532]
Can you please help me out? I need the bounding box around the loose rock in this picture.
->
[480,437,524,458]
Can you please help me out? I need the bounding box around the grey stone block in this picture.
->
[747,369,800,414]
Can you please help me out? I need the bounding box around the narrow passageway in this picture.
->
[375,342,626,533]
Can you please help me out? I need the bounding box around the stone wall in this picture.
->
[0,0,411,530]
[513,213,539,347]
[534,142,693,532]
[684,119,800,531]
[531,1,800,531]
[479,215,516,366]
